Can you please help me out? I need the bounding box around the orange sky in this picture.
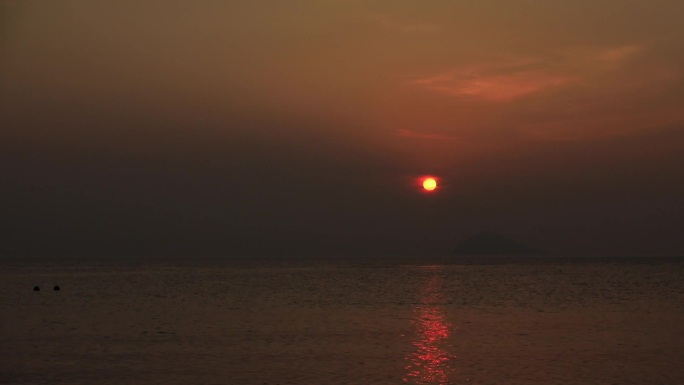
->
[2,1,684,255]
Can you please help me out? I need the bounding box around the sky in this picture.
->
[2,0,684,256]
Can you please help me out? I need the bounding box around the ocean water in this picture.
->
[2,256,683,385]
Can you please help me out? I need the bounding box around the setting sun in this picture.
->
[422,177,437,191]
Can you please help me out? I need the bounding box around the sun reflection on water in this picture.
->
[404,270,455,385]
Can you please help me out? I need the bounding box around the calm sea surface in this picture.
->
[2,256,683,384]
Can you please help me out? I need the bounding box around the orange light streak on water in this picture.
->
[404,271,455,385]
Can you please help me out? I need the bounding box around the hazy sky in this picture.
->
[2,0,684,255]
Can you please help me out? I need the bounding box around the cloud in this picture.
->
[412,69,574,102]
[410,44,650,102]
[396,129,460,140]
[597,44,643,65]
[404,43,684,144]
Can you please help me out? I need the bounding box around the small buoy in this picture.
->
[33,286,40,291]
[53,285,60,291]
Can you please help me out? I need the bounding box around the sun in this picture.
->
[422,177,437,191]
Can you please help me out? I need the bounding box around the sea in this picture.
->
[2,255,683,385]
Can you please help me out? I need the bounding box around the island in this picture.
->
[453,231,545,255]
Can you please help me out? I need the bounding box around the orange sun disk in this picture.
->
[422,177,437,191]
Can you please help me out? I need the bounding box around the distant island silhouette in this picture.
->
[453,231,545,255]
